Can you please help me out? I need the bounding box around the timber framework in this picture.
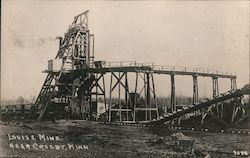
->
[21,11,249,127]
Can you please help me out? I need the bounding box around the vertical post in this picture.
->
[231,106,236,123]
[125,73,129,121]
[178,117,181,125]
[220,102,224,120]
[170,74,176,112]
[201,112,205,125]
[146,73,151,120]
[71,35,75,70]
[118,72,121,122]
[108,73,113,122]
[133,73,138,122]
[212,77,219,98]
[87,32,90,66]
[71,75,76,118]
[231,78,237,91]
[86,12,88,29]
[144,73,147,121]
[231,78,233,91]
[231,106,240,123]
[92,35,94,62]
[102,74,107,111]
[192,75,198,104]
[151,73,159,120]
[95,74,98,121]
[212,77,219,114]
[95,74,98,101]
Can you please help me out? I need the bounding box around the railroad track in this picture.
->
[101,121,250,135]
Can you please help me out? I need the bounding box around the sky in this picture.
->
[1,0,249,101]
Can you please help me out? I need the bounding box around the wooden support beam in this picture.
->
[212,77,219,98]
[135,108,158,111]
[118,72,122,121]
[90,74,103,89]
[193,75,199,104]
[144,73,147,121]
[170,74,176,112]
[212,77,219,114]
[151,73,159,119]
[125,73,128,121]
[108,73,113,122]
[133,73,138,122]
[110,109,132,111]
[231,78,237,91]
[146,73,151,120]
[102,74,107,111]
[111,72,126,91]
[95,74,98,118]
[108,72,133,122]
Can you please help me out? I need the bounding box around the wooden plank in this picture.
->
[110,109,132,111]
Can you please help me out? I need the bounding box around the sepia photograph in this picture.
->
[1,0,250,157]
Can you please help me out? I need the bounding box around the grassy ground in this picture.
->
[0,120,249,157]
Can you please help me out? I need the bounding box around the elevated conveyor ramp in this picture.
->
[148,87,250,125]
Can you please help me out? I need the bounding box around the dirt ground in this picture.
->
[0,121,249,158]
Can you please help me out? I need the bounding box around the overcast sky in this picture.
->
[1,0,249,100]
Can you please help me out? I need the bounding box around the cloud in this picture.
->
[12,36,57,49]
[37,37,57,46]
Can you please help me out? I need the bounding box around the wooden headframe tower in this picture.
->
[30,11,100,121]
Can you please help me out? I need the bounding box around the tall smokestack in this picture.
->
[56,36,62,49]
